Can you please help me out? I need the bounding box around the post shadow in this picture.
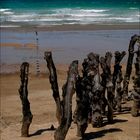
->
[84,128,123,140]
[29,125,56,137]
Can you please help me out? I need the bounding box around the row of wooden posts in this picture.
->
[18,34,140,140]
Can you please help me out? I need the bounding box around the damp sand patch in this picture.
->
[1,43,37,49]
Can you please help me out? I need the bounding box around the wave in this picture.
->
[7,13,110,23]
[3,11,14,14]
[107,17,135,22]
[0,25,21,28]
[52,8,109,13]
[0,7,139,26]
[129,7,138,10]
[0,8,11,12]
[52,8,110,16]
[10,14,37,19]
[82,9,109,13]
[0,8,14,15]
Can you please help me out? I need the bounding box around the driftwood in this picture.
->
[73,75,89,137]
[123,34,140,100]
[100,52,113,123]
[44,51,62,124]
[18,62,33,137]
[113,51,126,112]
[44,51,78,140]
[87,53,103,127]
[113,51,126,89]
[54,60,78,140]
[131,44,140,117]
[74,53,104,138]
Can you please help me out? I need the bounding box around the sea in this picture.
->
[0,0,140,27]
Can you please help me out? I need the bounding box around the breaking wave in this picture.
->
[0,7,139,27]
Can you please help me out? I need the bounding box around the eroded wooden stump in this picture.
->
[113,51,126,112]
[54,60,78,140]
[44,51,62,124]
[18,62,33,137]
[123,34,140,100]
[131,41,140,117]
[44,51,78,140]
[100,52,113,123]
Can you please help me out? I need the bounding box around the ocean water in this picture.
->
[0,0,140,27]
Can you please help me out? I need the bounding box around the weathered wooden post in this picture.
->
[44,51,78,140]
[113,51,126,90]
[44,51,62,124]
[131,44,140,117]
[87,53,104,127]
[73,74,89,138]
[54,60,78,140]
[100,52,113,123]
[74,53,107,138]
[113,51,126,112]
[18,62,33,137]
[123,35,140,100]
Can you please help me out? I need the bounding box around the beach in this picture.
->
[0,63,140,140]
[1,0,140,139]
[1,24,140,140]
[1,24,139,72]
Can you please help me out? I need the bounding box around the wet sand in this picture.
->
[1,23,139,32]
[0,25,139,69]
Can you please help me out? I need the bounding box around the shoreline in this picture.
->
[0,62,134,75]
[1,23,139,32]
[1,25,139,73]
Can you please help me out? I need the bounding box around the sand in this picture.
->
[0,64,140,140]
[1,23,139,32]
[0,24,140,140]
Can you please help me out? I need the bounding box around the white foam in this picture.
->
[38,23,62,27]
[7,11,109,23]
[11,14,37,18]
[106,17,139,22]
[52,8,109,13]
[36,18,62,22]
[80,9,109,13]
[129,7,138,10]
[0,8,11,12]
[8,13,38,22]
[0,7,139,25]
[3,11,14,14]
[0,25,21,28]
[70,13,110,17]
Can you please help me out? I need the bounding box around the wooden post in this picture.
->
[113,51,126,89]
[18,62,33,137]
[44,51,79,139]
[100,52,113,123]
[123,35,140,100]
[113,51,126,112]
[54,60,78,140]
[44,51,62,124]
[74,53,105,138]
[131,44,140,117]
